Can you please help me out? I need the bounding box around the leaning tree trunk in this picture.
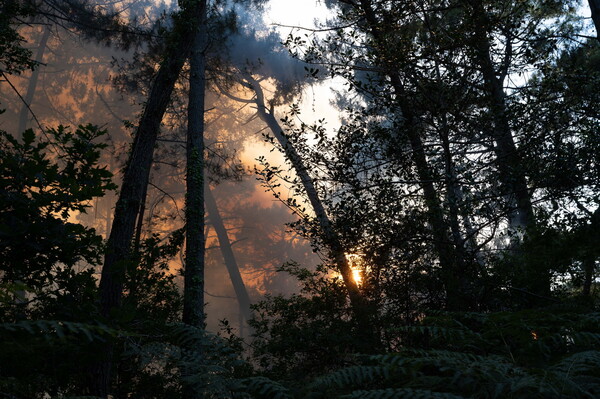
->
[470,3,534,234]
[100,9,198,319]
[244,78,377,336]
[205,183,253,334]
[217,72,379,347]
[248,77,366,313]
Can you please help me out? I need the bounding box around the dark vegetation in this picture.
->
[1,0,599,398]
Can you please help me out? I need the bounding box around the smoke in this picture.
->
[221,1,319,102]
[0,0,322,335]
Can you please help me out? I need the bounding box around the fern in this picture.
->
[310,365,391,390]
[300,309,600,398]
[341,388,466,399]
[52,396,103,399]
[116,321,261,398]
[0,319,122,342]
[374,349,509,367]
[237,376,293,399]
[393,325,484,344]
[551,351,600,375]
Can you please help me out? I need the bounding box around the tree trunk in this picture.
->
[582,207,600,296]
[469,0,534,233]
[355,0,472,310]
[18,26,50,133]
[468,0,545,297]
[100,5,198,318]
[248,78,370,319]
[183,0,207,330]
[582,256,595,297]
[205,183,253,334]
[589,0,600,41]
[182,1,207,397]
[235,75,379,347]
[133,178,148,256]
[584,0,599,295]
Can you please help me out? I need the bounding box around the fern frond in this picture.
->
[395,325,483,343]
[370,350,521,381]
[569,332,600,347]
[52,396,103,399]
[551,351,600,375]
[239,376,293,399]
[0,320,121,342]
[310,366,391,390]
[379,349,508,364]
[341,388,467,399]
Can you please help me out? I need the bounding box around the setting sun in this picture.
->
[346,253,364,285]
[351,267,362,285]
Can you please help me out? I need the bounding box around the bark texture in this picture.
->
[182,2,208,398]
[183,0,208,331]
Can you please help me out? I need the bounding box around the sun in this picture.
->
[346,253,364,285]
[351,267,363,285]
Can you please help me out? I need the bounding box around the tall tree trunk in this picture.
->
[469,0,534,233]
[205,183,253,333]
[582,207,600,296]
[246,78,376,334]
[468,0,543,297]
[355,0,472,310]
[582,257,595,297]
[433,54,488,293]
[589,0,600,40]
[218,72,379,347]
[183,0,207,330]
[100,11,197,319]
[18,26,50,133]
[583,1,599,296]
[248,77,365,308]
[182,1,207,397]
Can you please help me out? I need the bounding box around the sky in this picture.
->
[264,0,347,126]
[265,0,331,28]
